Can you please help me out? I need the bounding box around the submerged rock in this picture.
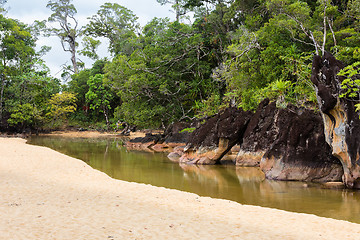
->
[167,146,185,162]
[311,52,360,188]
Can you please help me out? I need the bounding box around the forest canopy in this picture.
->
[1,0,359,131]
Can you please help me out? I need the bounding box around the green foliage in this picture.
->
[86,74,114,127]
[156,0,189,21]
[4,0,360,131]
[179,127,196,133]
[46,92,77,126]
[215,21,315,110]
[66,59,110,123]
[356,103,360,112]
[84,3,139,56]
[105,19,220,127]
[347,0,360,20]
[7,103,42,129]
[86,74,112,112]
[0,14,56,131]
[194,93,222,118]
[199,0,327,112]
[193,1,239,65]
[115,101,166,128]
[263,80,292,97]
[80,36,100,60]
[339,61,360,119]
[339,62,360,99]
[66,69,90,108]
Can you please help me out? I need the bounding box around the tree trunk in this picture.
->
[0,74,5,122]
[71,43,78,74]
[321,0,328,55]
[175,0,180,22]
[0,59,6,122]
[327,18,337,46]
[103,106,110,130]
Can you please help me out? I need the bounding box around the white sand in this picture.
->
[1,137,360,240]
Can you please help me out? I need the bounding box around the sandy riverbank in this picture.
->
[37,130,147,139]
[1,137,360,239]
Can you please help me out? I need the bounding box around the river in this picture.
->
[28,136,360,223]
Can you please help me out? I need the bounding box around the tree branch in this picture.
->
[321,0,328,55]
[327,17,336,46]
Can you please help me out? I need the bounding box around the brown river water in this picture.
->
[28,136,360,224]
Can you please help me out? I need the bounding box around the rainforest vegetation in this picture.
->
[0,0,359,132]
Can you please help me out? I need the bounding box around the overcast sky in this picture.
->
[5,0,174,78]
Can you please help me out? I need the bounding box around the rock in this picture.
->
[236,99,278,166]
[260,105,343,182]
[236,99,342,183]
[179,139,231,165]
[167,146,185,162]
[126,122,191,152]
[117,122,137,136]
[129,133,161,144]
[178,107,253,164]
[126,133,161,151]
[242,99,278,152]
[167,152,182,162]
[166,98,343,183]
[311,52,360,188]
[197,156,217,165]
[235,150,265,167]
[151,143,171,152]
[163,122,192,144]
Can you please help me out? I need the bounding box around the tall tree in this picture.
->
[46,0,81,74]
[0,15,35,122]
[84,3,139,56]
[193,0,239,64]
[105,19,219,127]
[156,0,188,22]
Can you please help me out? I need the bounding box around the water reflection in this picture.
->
[28,136,360,223]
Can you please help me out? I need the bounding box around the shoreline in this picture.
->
[1,137,360,239]
[36,130,147,139]
[0,129,148,140]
